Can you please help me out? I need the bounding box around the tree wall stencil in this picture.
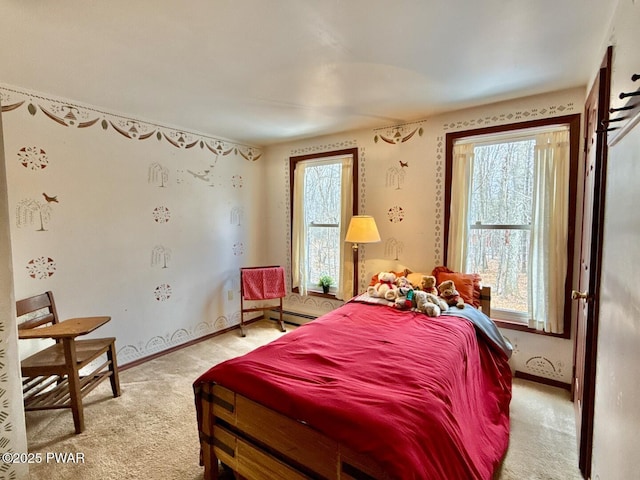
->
[151,245,172,268]
[385,238,404,261]
[386,166,406,190]
[148,162,169,187]
[230,206,244,226]
[16,198,53,231]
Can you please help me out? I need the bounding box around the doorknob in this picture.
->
[571,290,589,300]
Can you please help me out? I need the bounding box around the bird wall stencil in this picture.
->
[187,169,211,182]
[42,192,58,203]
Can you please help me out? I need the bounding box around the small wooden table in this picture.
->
[18,316,111,340]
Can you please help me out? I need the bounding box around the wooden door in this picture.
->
[573,47,611,479]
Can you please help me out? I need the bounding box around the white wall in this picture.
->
[0,95,28,480]
[1,85,268,366]
[264,87,586,384]
[591,1,640,478]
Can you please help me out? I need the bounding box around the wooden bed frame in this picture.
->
[196,287,492,480]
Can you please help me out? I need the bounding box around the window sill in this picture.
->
[309,291,338,299]
[492,318,570,339]
[291,287,339,300]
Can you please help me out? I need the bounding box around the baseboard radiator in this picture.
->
[266,309,318,326]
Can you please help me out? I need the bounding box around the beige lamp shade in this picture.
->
[345,215,381,249]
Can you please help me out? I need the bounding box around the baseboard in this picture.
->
[120,314,263,371]
[514,370,572,391]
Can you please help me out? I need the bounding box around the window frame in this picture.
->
[444,114,580,337]
[289,148,359,298]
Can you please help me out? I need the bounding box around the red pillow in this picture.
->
[432,266,482,308]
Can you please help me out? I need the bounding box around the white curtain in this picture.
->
[337,157,354,300]
[529,130,570,333]
[448,143,475,272]
[291,161,308,296]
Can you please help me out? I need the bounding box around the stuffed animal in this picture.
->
[394,277,414,303]
[437,279,465,308]
[394,288,415,310]
[420,275,438,295]
[396,275,413,291]
[367,271,399,301]
[414,290,449,317]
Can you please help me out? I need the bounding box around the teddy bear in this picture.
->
[420,275,438,295]
[414,290,449,317]
[437,279,465,308]
[367,271,399,301]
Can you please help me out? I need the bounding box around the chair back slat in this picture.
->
[16,291,60,330]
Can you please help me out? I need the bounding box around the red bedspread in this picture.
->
[195,301,512,479]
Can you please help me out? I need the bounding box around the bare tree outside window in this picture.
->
[466,139,534,314]
[303,162,342,291]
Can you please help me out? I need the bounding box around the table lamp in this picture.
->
[345,215,381,250]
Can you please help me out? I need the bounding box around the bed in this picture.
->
[194,281,512,480]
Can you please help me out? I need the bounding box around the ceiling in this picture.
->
[0,0,617,146]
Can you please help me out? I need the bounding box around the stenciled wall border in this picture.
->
[0,85,262,162]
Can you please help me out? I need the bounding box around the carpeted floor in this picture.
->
[24,320,582,480]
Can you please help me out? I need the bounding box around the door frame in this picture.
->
[574,45,612,479]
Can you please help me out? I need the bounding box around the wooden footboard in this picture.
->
[197,383,391,480]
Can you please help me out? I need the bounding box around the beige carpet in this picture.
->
[25,320,582,480]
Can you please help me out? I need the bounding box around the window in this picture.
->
[290,148,358,299]
[445,115,579,336]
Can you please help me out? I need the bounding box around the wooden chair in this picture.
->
[16,291,121,434]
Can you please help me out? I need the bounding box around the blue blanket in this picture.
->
[444,305,513,359]
[350,293,513,358]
